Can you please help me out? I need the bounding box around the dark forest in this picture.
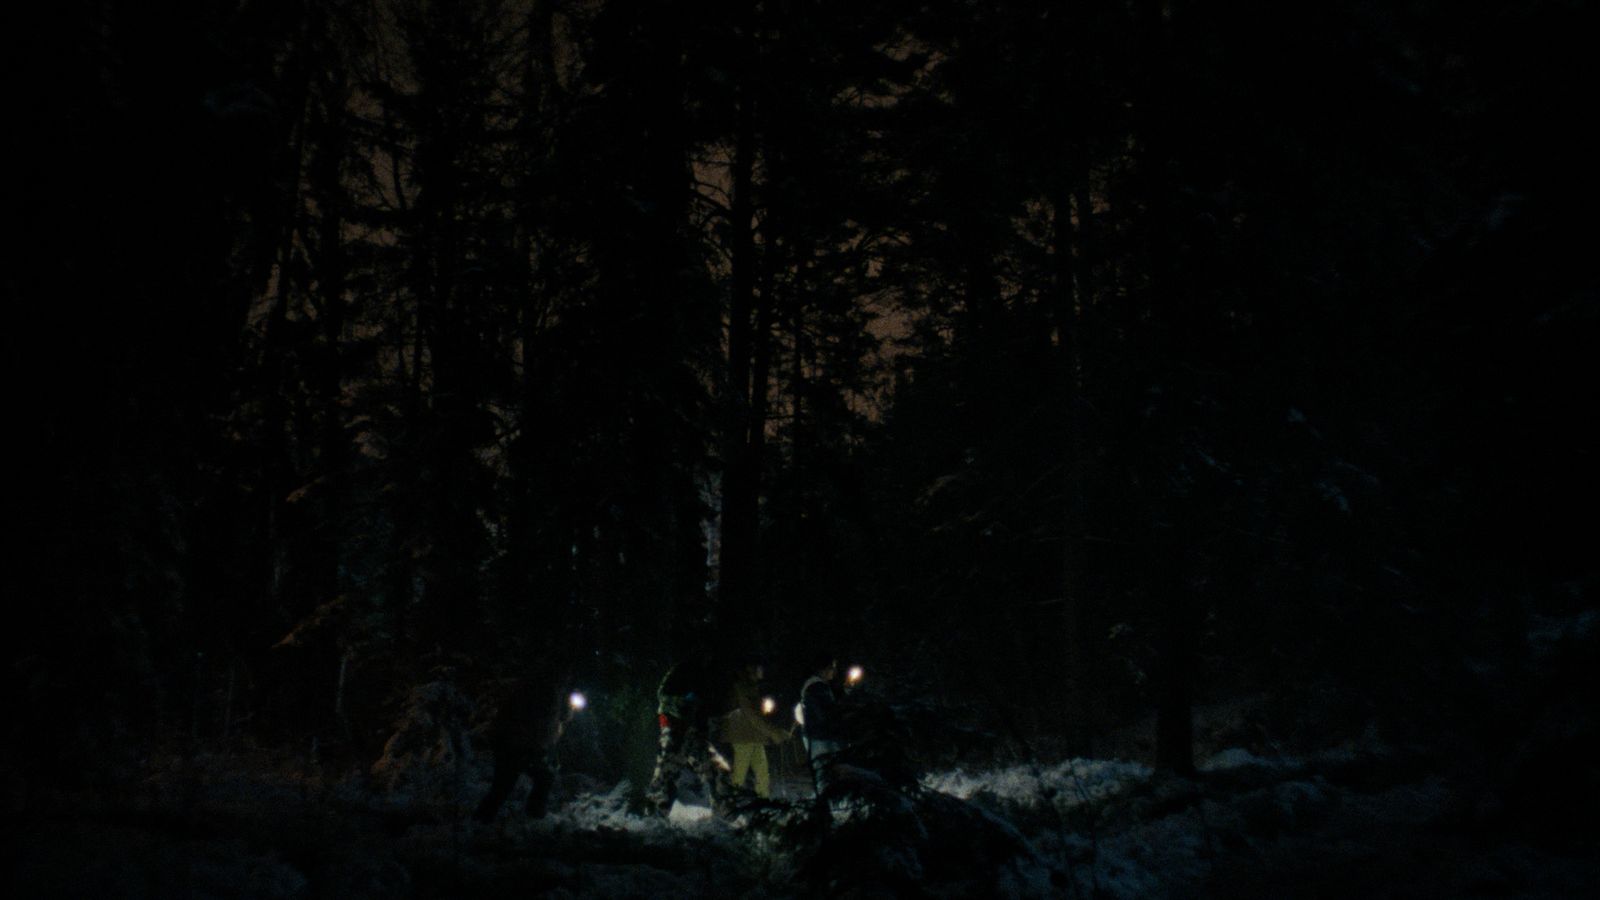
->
[7,1,1597,896]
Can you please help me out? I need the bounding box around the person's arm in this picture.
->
[764,712,794,744]
[744,682,785,744]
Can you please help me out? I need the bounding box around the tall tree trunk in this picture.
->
[310,77,350,616]
[1155,610,1197,774]
[1138,0,1196,777]
[1051,184,1095,757]
[745,204,780,634]
[719,76,760,618]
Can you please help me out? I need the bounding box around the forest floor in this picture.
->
[11,742,1599,899]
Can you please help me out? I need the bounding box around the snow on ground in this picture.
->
[13,744,1599,898]
[924,756,1152,810]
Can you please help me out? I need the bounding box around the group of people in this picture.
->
[473,653,857,823]
[645,654,851,817]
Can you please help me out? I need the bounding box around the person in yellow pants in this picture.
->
[722,658,792,798]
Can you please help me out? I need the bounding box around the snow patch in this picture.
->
[1200,747,1294,772]
[923,757,1151,810]
[668,800,714,824]
[1529,610,1599,656]
[1316,480,1351,513]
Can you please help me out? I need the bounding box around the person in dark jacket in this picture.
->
[473,672,576,822]
[646,658,732,816]
[797,655,842,796]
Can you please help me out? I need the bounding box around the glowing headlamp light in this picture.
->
[761,696,776,715]
[568,691,587,711]
[846,665,864,685]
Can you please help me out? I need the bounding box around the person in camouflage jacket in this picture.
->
[645,658,732,816]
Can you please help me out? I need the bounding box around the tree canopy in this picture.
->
[10,0,1595,790]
